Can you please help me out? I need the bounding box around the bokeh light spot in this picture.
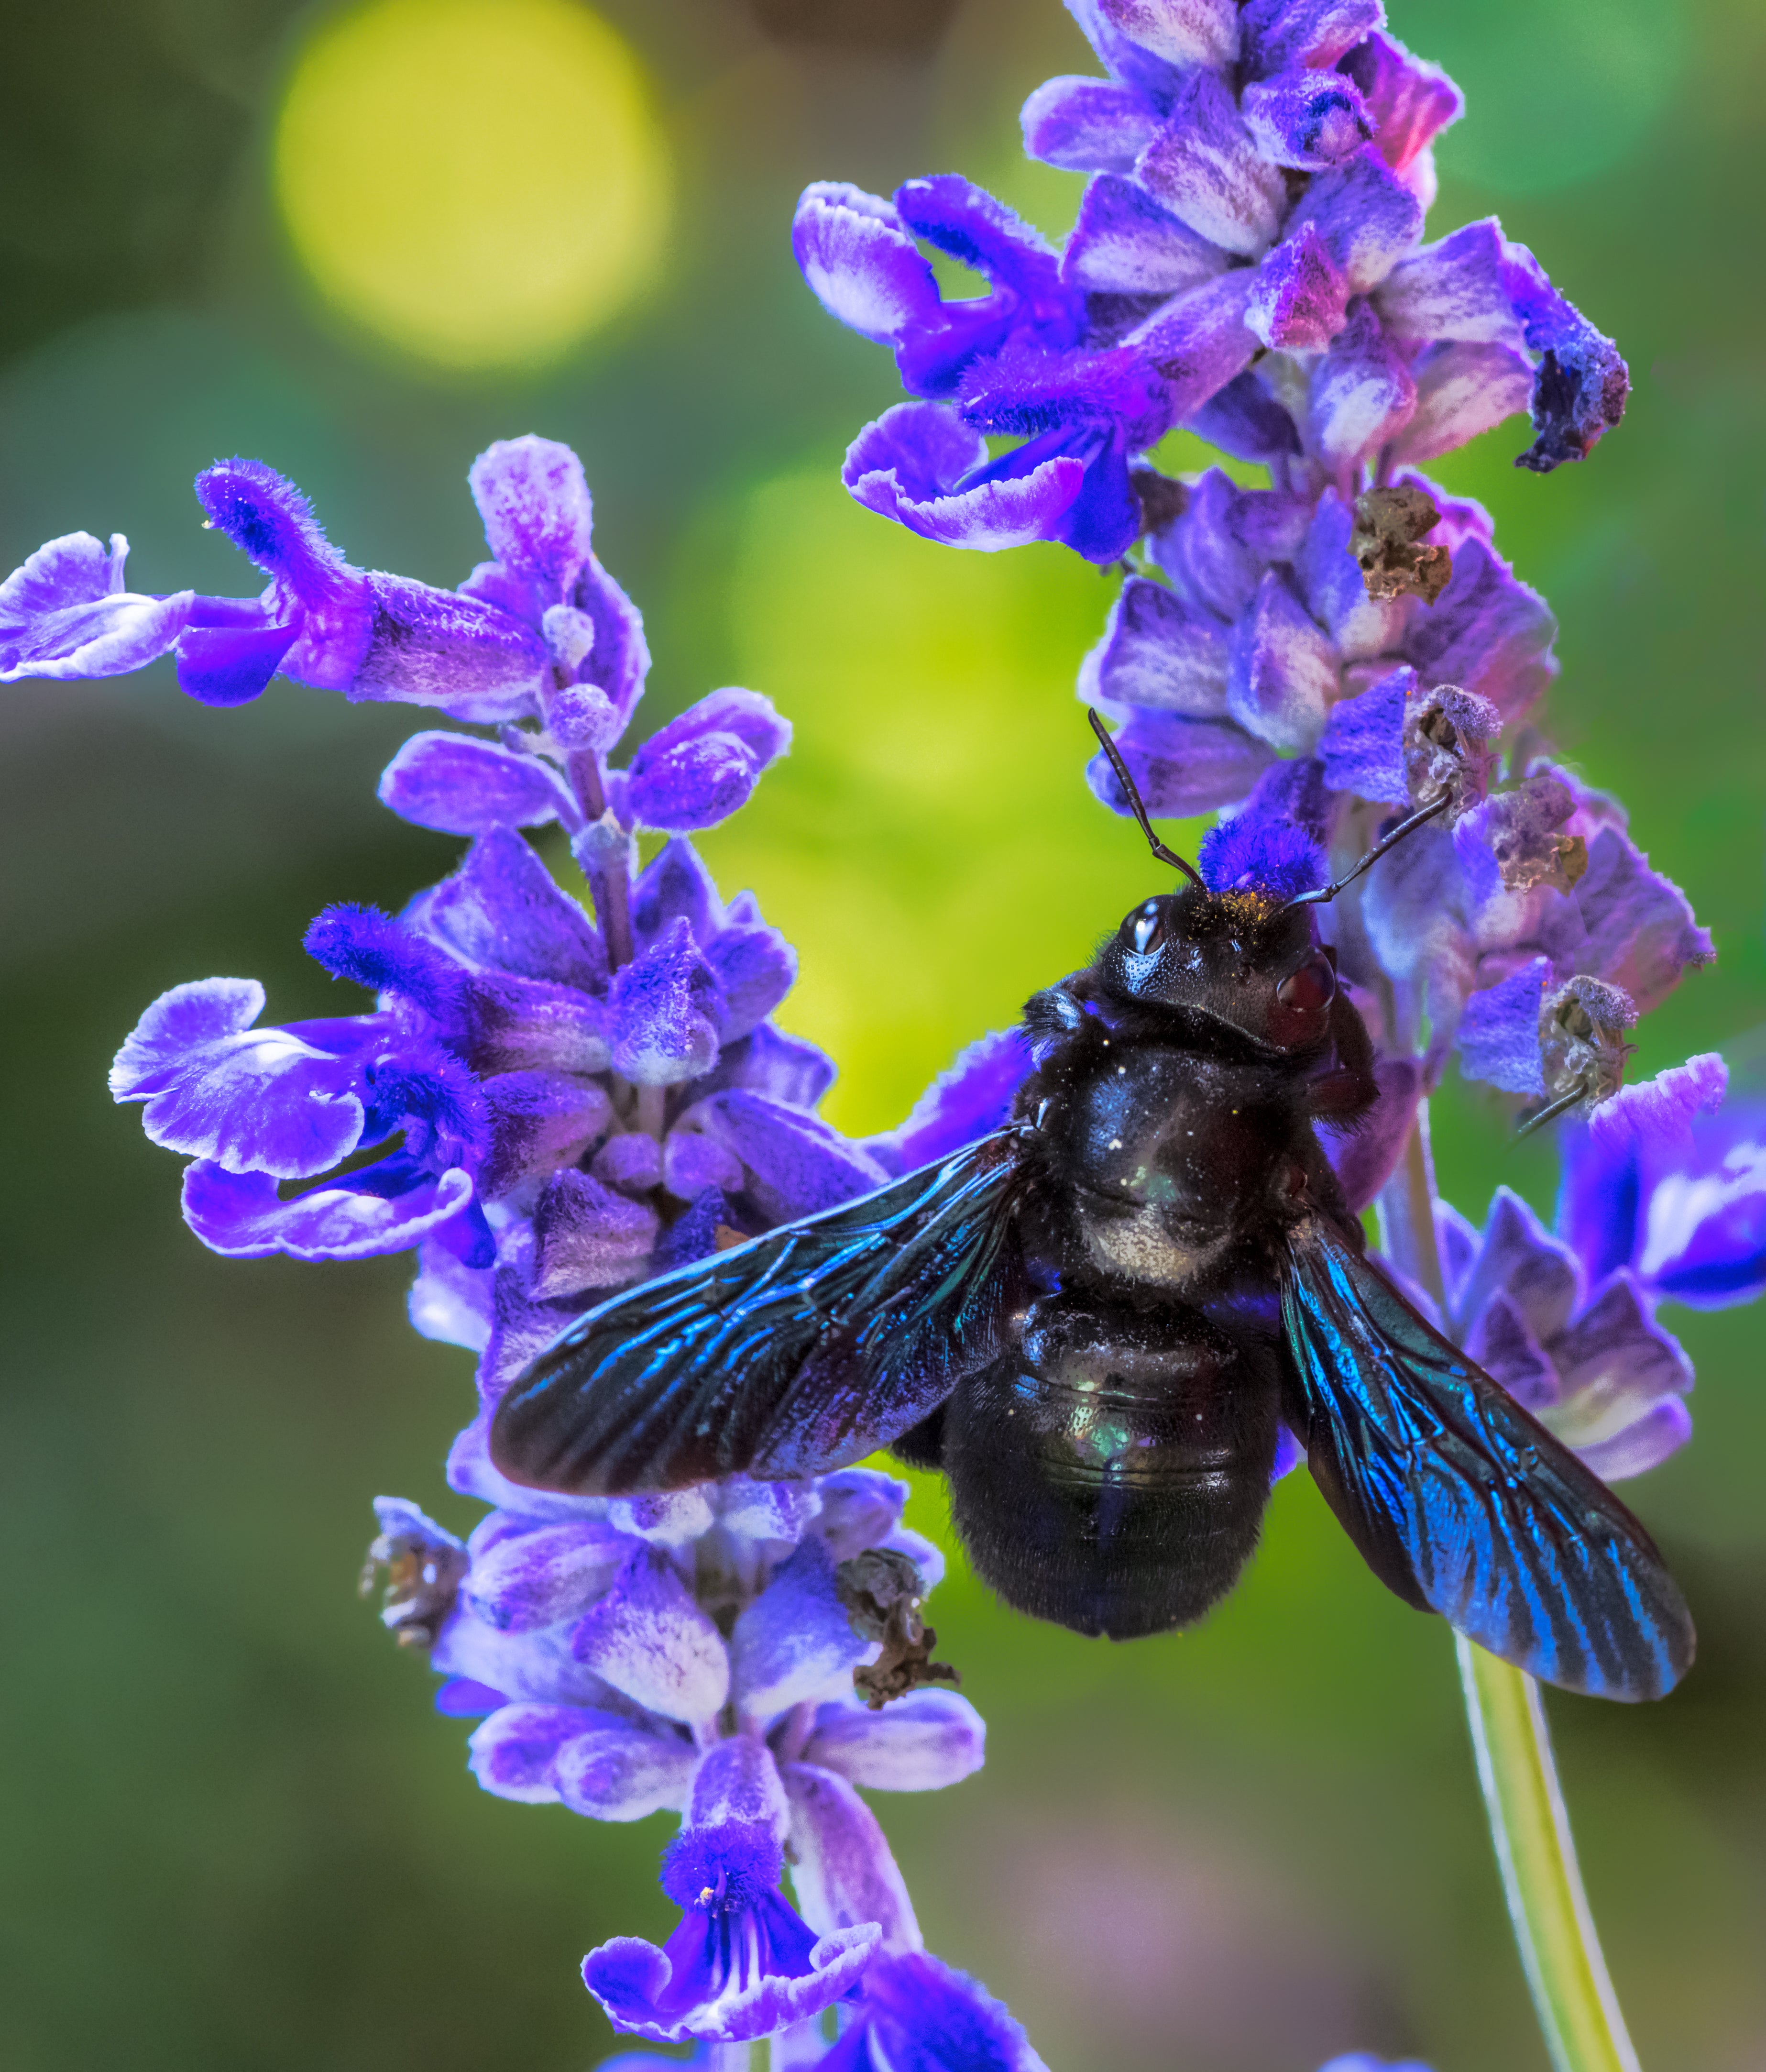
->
[274,0,670,370]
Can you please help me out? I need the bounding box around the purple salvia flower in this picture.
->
[1083,476,1553,817]
[363,1463,991,2045]
[94,441,833,1298]
[808,1950,1051,2071]
[1556,1057,1766,1308]
[796,3,1622,563]
[1403,1058,1747,1480]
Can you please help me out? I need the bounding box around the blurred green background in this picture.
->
[2,2,1764,2068]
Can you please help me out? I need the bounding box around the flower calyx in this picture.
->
[837,1547,959,1710]
[1351,485,1452,605]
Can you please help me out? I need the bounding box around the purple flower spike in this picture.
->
[0,533,193,683]
[583,1808,879,2045]
[816,1950,1051,2072]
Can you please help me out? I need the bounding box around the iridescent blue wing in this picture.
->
[490,1129,1034,1496]
[1281,1214,1694,1700]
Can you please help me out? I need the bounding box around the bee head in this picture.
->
[1085,710,1341,1050]
[1100,884,1338,1052]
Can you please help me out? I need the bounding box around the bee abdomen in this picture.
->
[940,1294,1282,1642]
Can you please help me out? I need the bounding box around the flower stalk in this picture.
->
[1457,1638,1641,2072]
[1395,1105,1640,2072]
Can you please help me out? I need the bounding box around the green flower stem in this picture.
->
[1457,1639,1641,2072]
[1381,1101,1641,2072]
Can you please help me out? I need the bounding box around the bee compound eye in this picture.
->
[1276,951,1337,1015]
[1130,903,1167,957]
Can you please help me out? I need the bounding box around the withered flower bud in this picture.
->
[1351,485,1453,605]
[1403,683,1500,817]
[1483,773,1589,893]
[837,1546,960,1710]
[1539,974,1638,1110]
[361,1517,469,1649]
[1130,465,1188,540]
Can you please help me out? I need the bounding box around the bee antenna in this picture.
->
[1086,709,1204,889]
[1514,1080,1590,1141]
[1282,789,1453,911]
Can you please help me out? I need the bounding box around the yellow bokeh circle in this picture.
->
[274,0,670,370]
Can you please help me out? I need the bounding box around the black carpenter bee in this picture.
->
[490,718,1693,1701]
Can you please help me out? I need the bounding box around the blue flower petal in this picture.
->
[110,978,373,1178]
[350,572,548,722]
[1242,64,1375,170]
[378,731,577,835]
[843,404,1087,553]
[801,1691,987,1793]
[625,689,792,835]
[691,1090,890,1223]
[783,1761,921,1955]
[0,532,194,683]
[174,618,301,706]
[1021,76,1161,175]
[181,1160,477,1261]
[1247,221,1350,352]
[1318,665,1409,804]
[1456,958,1551,1096]
[793,183,943,344]
[1136,68,1286,256]
[406,827,607,992]
[467,436,597,599]
[1086,707,1274,818]
[731,1537,876,1719]
[1339,31,1462,182]
[825,1949,1051,2072]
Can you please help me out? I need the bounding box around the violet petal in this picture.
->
[800,1691,987,1793]
[1086,708,1274,817]
[379,731,575,834]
